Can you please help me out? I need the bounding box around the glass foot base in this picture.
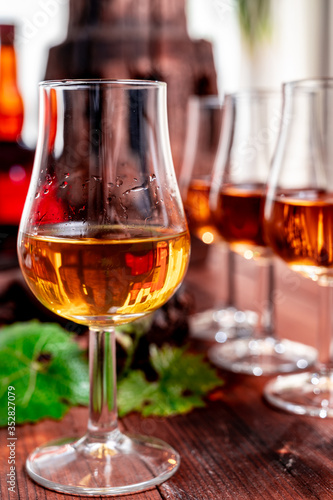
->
[208,337,317,376]
[189,307,256,340]
[26,430,180,496]
[264,371,333,417]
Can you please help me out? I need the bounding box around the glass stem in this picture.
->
[318,284,333,371]
[254,257,275,338]
[87,328,118,438]
[225,246,236,307]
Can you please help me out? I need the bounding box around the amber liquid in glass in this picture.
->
[19,224,190,326]
[183,178,219,243]
[265,190,333,281]
[213,183,266,255]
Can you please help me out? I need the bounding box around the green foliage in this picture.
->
[0,321,89,426]
[236,0,272,49]
[0,322,222,426]
[118,345,222,417]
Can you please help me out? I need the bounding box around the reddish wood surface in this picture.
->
[1,245,333,499]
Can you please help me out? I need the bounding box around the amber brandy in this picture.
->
[183,178,219,243]
[213,183,266,254]
[18,224,190,327]
[264,190,333,280]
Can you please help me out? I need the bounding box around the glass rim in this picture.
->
[39,79,167,90]
[188,94,224,107]
[283,78,333,92]
[225,88,281,100]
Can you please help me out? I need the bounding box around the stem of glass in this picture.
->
[318,284,333,371]
[225,246,236,307]
[87,328,118,438]
[254,257,275,338]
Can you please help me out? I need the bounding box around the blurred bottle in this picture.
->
[0,24,34,268]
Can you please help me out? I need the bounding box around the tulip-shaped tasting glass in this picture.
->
[179,95,256,339]
[208,90,317,375]
[17,80,190,495]
[264,79,333,416]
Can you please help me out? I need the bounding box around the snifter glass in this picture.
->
[179,95,256,339]
[208,90,317,376]
[17,80,190,495]
[264,78,333,417]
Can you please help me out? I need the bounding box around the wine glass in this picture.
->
[264,78,333,416]
[17,80,190,495]
[179,95,257,340]
[208,90,317,376]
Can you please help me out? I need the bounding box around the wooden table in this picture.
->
[1,244,332,500]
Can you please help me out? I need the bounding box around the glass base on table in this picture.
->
[264,370,333,417]
[189,307,257,341]
[208,337,317,376]
[26,429,180,496]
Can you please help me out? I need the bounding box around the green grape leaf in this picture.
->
[0,321,89,425]
[0,322,222,425]
[150,344,221,394]
[118,345,222,417]
[117,371,156,416]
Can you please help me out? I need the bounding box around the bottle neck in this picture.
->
[0,44,24,141]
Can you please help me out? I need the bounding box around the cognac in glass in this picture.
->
[18,79,190,495]
[264,78,333,416]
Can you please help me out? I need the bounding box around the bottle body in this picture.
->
[0,24,34,267]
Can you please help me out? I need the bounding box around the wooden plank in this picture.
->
[4,368,333,500]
